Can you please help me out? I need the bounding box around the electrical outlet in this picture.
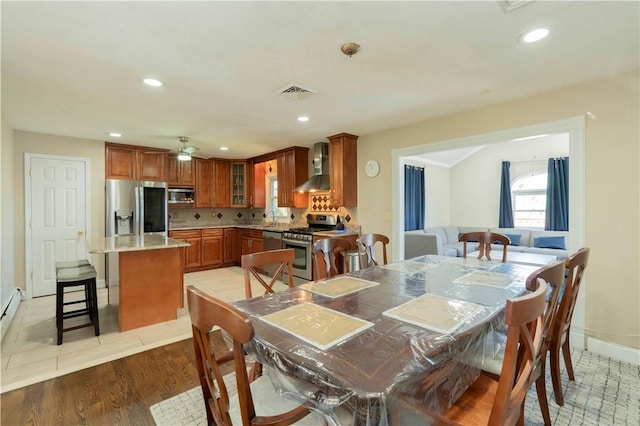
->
[173,211,179,219]
[382,212,392,222]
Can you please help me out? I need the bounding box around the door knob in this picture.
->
[77,231,84,236]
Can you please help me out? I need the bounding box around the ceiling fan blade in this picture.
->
[184,146,200,154]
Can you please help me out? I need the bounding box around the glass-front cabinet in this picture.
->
[231,161,247,207]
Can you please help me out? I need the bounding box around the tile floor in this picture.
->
[0,267,289,393]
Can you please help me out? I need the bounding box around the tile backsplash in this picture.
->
[169,205,358,229]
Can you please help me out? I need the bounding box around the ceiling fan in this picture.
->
[177,136,199,161]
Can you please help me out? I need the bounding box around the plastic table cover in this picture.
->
[232,255,538,426]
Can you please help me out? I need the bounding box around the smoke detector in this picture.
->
[341,43,360,57]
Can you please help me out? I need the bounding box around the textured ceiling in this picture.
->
[2,1,638,159]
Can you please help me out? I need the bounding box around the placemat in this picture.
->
[453,270,513,288]
[299,276,379,298]
[259,303,374,350]
[383,294,483,335]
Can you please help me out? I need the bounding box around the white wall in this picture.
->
[1,117,16,310]
[424,163,450,227]
[449,134,569,226]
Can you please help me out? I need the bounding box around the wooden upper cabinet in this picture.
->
[167,155,195,187]
[195,158,214,208]
[105,144,136,180]
[213,160,230,208]
[328,133,358,207]
[137,149,166,182]
[277,148,309,208]
[230,162,247,207]
[251,161,266,209]
[105,142,168,182]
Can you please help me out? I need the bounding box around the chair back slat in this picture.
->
[187,285,312,425]
[460,232,510,262]
[490,280,547,425]
[313,238,352,281]
[187,286,254,425]
[241,249,295,298]
[356,233,389,269]
[555,247,590,341]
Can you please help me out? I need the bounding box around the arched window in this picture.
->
[512,172,547,228]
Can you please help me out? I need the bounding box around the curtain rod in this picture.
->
[505,159,548,164]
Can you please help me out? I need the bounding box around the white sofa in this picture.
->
[405,226,570,260]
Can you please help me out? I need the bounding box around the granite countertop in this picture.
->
[169,223,289,232]
[88,234,191,254]
[313,229,360,237]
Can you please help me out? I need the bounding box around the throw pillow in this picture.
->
[496,233,521,246]
[533,236,566,250]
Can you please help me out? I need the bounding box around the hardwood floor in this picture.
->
[1,332,227,426]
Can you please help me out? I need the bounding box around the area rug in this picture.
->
[150,349,639,425]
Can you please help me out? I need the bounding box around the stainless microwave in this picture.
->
[168,188,195,205]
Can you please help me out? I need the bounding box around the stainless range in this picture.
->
[282,214,338,283]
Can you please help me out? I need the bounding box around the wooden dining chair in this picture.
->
[397,278,548,425]
[241,249,294,298]
[460,231,510,262]
[550,247,590,406]
[355,233,389,269]
[186,285,317,426]
[312,238,352,281]
[479,260,566,426]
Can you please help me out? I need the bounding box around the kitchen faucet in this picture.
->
[268,209,278,225]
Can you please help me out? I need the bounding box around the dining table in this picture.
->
[232,255,539,426]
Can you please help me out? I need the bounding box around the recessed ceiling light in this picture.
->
[143,78,163,87]
[109,132,122,138]
[297,116,310,122]
[220,146,229,151]
[520,27,550,44]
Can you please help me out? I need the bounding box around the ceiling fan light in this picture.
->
[177,151,191,161]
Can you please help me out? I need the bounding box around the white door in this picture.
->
[27,155,89,297]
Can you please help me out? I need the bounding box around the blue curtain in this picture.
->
[499,161,514,228]
[546,157,569,231]
[404,165,425,231]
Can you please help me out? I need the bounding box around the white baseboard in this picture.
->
[0,288,23,343]
[570,330,640,366]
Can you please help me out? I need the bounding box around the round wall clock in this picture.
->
[365,159,380,177]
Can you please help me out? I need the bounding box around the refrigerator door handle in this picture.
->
[135,185,143,236]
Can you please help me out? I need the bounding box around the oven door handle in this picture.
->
[283,238,309,247]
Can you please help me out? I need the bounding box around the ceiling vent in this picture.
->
[498,0,535,13]
[276,83,317,100]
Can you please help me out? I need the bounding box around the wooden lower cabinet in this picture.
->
[224,228,241,264]
[170,227,242,272]
[169,230,202,270]
[241,229,263,255]
[202,229,224,266]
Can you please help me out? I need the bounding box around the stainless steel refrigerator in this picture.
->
[105,179,168,286]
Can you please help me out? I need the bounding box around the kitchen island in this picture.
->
[89,235,190,332]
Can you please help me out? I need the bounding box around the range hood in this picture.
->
[294,142,330,192]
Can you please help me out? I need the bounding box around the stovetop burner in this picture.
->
[287,227,315,234]
[284,214,339,241]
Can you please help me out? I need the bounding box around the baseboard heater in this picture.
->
[0,288,23,343]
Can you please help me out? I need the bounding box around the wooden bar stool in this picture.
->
[56,265,100,345]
